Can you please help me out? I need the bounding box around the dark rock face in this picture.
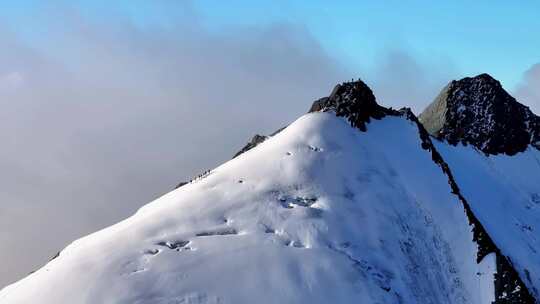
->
[232,134,268,159]
[232,127,286,159]
[419,73,540,155]
[174,181,189,189]
[308,80,393,131]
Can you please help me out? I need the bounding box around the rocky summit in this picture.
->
[419,73,540,155]
[309,80,394,131]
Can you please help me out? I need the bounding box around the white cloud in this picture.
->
[0,3,464,288]
[0,8,347,287]
[515,63,540,114]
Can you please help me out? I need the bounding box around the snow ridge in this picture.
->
[309,80,536,302]
[402,108,535,303]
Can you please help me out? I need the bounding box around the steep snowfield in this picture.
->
[1,113,485,303]
[436,142,540,299]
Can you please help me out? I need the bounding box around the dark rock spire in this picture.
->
[419,73,540,155]
[309,80,392,131]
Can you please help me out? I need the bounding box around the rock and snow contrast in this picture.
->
[420,74,540,302]
[1,76,539,303]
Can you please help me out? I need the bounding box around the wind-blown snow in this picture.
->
[1,113,486,303]
[436,141,540,300]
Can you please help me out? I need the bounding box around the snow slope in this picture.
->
[436,142,540,300]
[0,112,487,304]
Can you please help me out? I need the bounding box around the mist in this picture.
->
[515,63,540,114]
[0,4,467,288]
[0,8,349,287]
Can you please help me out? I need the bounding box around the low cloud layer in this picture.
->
[0,4,467,288]
[515,63,540,114]
[0,9,348,287]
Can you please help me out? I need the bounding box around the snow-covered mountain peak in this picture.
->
[419,73,540,155]
[2,79,540,303]
[231,80,395,161]
[1,109,492,304]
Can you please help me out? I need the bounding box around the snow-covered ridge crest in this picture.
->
[401,108,536,303]
[230,79,392,161]
[0,110,487,303]
[419,73,540,155]
[306,79,537,302]
[2,77,539,303]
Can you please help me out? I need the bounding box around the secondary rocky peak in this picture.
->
[309,80,391,131]
[232,134,268,159]
[419,73,540,155]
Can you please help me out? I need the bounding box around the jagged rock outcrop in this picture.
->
[232,134,268,159]
[232,127,287,159]
[232,80,388,161]
[309,80,394,131]
[419,73,540,155]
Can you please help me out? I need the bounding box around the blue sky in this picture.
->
[197,0,540,89]
[1,1,539,88]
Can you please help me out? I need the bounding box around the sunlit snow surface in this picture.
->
[436,141,540,300]
[1,113,494,303]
